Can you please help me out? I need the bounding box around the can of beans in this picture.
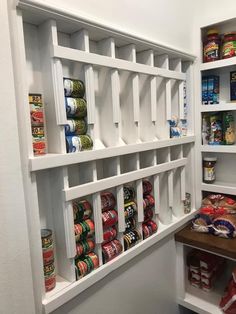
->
[102,239,123,263]
[64,78,85,98]
[75,259,88,278]
[66,135,93,152]
[125,217,136,230]
[65,119,87,135]
[101,192,116,211]
[87,252,99,269]
[75,239,95,257]
[74,219,95,242]
[33,136,46,155]
[42,247,54,264]
[143,194,155,210]
[124,201,137,219]
[41,229,53,249]
[123,229,141,250]
[142,180,153,195]
[103,226,117,243]
[65,97,87,118]
[73,199,92,222]
[142,222,153,239]
[144,208,154,222]
[44,269,56,292]
[146,219,158,233]
[123,185,135,202]
[102,210,118,228]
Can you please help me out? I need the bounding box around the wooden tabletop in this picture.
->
[175,224,236,260]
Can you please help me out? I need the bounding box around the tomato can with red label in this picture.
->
[102,210,118,228]
[101,192,116,211]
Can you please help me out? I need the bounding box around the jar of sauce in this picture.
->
[203,29,220,63]
[222,32,236,59]
[203,157,217,183]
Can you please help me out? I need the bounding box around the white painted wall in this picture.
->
[31,0,196,53]
[0,1,36,314]
[52,237,179,314]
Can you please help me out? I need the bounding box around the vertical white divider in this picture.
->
[168,149,174,216]
[158,54,171,121]
[135,153,143,239]
[137,49,157,122]
[180,145,186,202]
[111,69,120,123]
[53,59,67,125]
[153,173,160,215]
[118,44,140,141]
[92,192,103,244]
[171,58,184,120]
[38,20,76,282]
[71,29,95,124]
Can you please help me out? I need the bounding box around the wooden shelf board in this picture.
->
[201,181,236,195]
[200,56,236,71]
[175,224,236,260]
[201,103,236,112]
[29,136,195,171]
[201,145,236,153]
[43,210,197,313]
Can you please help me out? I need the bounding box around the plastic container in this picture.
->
[203,29,220,63]
[222,32,236,59]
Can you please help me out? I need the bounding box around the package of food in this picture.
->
[202,194,236,211]
[213,214,236,238]
[192,213,214,233]
[220,278,236,314]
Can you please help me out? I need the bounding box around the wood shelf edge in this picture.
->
[175,224,236,260]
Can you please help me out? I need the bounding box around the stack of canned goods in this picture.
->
[142,179,158,239]
[29,94,46,155]
[101,192,123,263]
[63,78,93,152]
[41,229,56,292]
[123,185,141,250]
[73,199,99,279]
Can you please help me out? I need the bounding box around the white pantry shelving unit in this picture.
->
[9,1,197,313]
[176,17,236,314]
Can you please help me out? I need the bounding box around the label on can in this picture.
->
[203,166,215,182]
[66,135,82,153]
[32,126,44,137]
[65,119,87,135]
[41,229,53,249]
[33,137,46,155]
[29,94,42,104]
[63,78,85,98]
[66,98,87,118]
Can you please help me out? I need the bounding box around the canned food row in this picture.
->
[29,93,47,156]
[41,229,56,292]
[63,78,93,153]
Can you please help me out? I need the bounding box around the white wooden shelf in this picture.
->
[179,283,223,314]
[201,181,236,195]
[200,56,236,71]
[201,103,236,112]
[53,45,186,81]
[29,136,195,171]
[43,210,197,314]
[201,145,236,153]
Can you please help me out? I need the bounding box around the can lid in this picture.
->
[207,29,218,36]
[41,229,52,238]
[203,157,217,161]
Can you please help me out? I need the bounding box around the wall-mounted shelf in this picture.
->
[200,56,236,71]
[29,136,195,171]
[201,103,236,112]
[201,145,236,153]
[201,181,236,195]
[175,224,236,260]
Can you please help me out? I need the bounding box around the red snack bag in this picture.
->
[220,278,236,314]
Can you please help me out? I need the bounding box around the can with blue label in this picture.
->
[65,97,87,118]
[66,135,93,153]
[64,78,85,98]
[65,119,87,135]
